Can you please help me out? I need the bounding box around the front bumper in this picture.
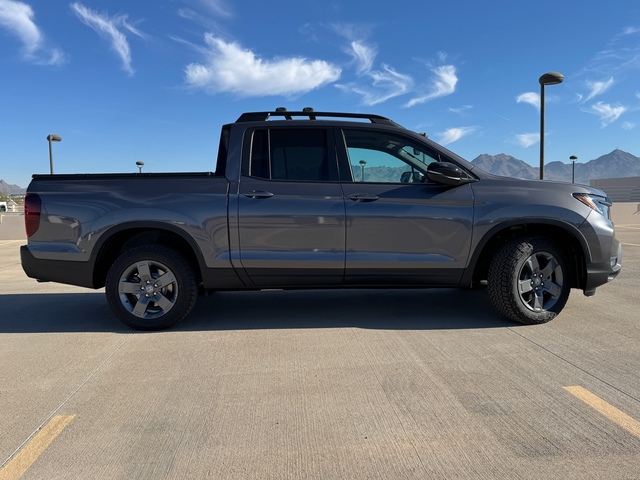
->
[583,241,622,296]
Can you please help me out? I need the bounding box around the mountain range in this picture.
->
[471,149,640,184]
[0,179,26,196]
[2,149,638,194]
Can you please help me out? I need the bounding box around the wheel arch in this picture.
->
[464,220,588,290]
[92,222,205,289]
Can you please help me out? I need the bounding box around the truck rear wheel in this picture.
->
[105,245,198,330]
[488,236,570,325]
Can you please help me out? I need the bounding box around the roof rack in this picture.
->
[235,107,400,126]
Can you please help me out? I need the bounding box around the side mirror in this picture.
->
[426,162,474,186]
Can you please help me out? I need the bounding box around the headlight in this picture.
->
[573,193,612,218]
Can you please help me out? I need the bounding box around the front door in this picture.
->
[338,127,475,286]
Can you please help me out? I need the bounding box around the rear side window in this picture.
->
[248,128,336,182]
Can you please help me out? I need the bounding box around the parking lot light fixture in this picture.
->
[46,134,62,174]
[570,155,578,183]
[538,72,564,180]
[136,161,145,173]
[359,160,366,182]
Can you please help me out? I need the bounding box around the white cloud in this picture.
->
[184,35,341,97]
[187,0,233,18]
[622,121,636,130]
[329,22,373,42]
[584,77,614,101]
[619,26,639,36]
[515,133,540,148]
[449,105,473,114]
[516,92,540,111]
[177,0,233,30]
[437,127,476,145]
[585,26,640,77]
[406,65,458,107]
[586,101,627,126]
[348,41,376,75]
[71,2,144,76]
[0,0,65,65]
[339,65,413,106]
[337,41,413,106]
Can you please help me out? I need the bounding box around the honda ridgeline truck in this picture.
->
[21,109,622,330]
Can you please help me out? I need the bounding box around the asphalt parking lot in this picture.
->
[0,223,639,479]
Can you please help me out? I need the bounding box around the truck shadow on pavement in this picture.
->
[0,288,513,333]
[184,289,513,332]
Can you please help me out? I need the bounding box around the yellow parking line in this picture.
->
[0,415,75,480]
[564,386,640,438]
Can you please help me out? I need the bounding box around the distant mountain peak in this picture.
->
[471,150,640,183]
[0,179,27,195]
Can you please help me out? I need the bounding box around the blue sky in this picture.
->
[1,0,639,188]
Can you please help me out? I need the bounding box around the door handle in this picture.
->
[243,190,274,199]
[348,194,380,202]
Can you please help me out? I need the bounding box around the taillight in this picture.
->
[25,193,42,237]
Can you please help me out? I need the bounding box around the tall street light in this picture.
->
[46,134,62,174]
[570,155,578,183]
[136,161,145,173]
[538,72,564,180]
[359,160,366,182]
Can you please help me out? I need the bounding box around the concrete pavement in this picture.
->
[0,228,639,479]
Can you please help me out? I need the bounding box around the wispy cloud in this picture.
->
[337,41,413,106]
[177,0,233,30]
[516,92,540,111]
[185,0,233,18]
[616,26,640,38]
[406,65,458,107]
[449,105,473,114]
[0,0,65,65]
[514,133,540,148]
[586,101,627,126]
[184,35,341,97]
[584,25,640,77]
[347,41,376,75]
[71,3,144,76]
[584,77,614,101]
[437,127,477,145]
[622,121,636,130]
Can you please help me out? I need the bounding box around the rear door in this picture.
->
[338,127,475,286]
[236,127,346,287]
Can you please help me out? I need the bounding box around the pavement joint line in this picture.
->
[0,334,134,473]
[0,415,75,480]
[507,329,640,405]
[564,386,640,438]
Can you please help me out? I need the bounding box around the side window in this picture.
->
[248,128,335,182]
[342,129,439,183]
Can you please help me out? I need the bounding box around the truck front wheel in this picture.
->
[105,245,198,330]
[488,236,571,325]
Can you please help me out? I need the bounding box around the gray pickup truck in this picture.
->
[21,108,622,330]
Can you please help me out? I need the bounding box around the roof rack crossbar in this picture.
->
[235,110,399,126]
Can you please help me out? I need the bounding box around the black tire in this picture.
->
[105,244,198,330]
[488,236,571,325]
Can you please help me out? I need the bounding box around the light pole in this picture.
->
[136,161,145,173]
[570,155,577,183]
[46,134,62,174]
[538,72,564,180]
[359,160,366,182]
